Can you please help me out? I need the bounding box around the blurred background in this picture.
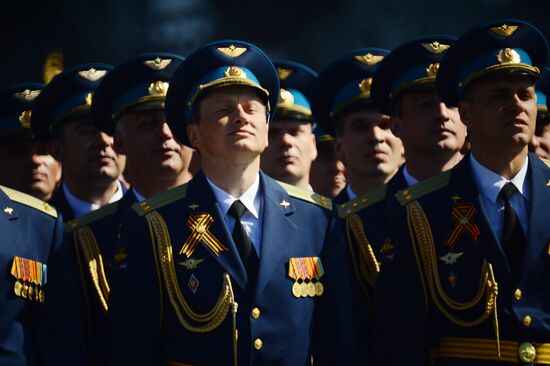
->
[1,0,548,87]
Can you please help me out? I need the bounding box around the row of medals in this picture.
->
[292,279,324,298]
[14,280,45,303]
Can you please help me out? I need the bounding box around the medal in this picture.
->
[21,283,28,299]
[39,288,45,303]
[14,280,22,297]
[292,281,302,298]
[307,282,316,297]
[315,281,324,296]
[28,284,34,300]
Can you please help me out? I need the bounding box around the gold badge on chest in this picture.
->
[288,257,324,298]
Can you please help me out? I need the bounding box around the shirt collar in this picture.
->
[403,166,420,187]
[206,174,261,219]
[63,180,124,218]
[132,188,146,203]
[469,153,530,204]
[346,184,357,200]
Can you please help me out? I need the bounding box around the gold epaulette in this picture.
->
[0,185,57,218]
[277,181,332,211]
[64,201,120,232]
[132,184,188,216]
[395,171,451,207]
[540,157,550,168]
[337,185,386,218]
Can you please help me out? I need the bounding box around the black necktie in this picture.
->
[498,182,525,277]
[228,200,259,281]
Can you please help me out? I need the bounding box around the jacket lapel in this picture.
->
[187,173,248,290]
[254,173,298,298]
[517,154,550,283]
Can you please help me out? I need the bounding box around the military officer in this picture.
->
[312,48,404,204]
[309,125,346,198]
[107,40,356,366]
[0,183,63,365]
[0,84,61,201]
[260,61,318,189]
[530,67,550,159]
[335,35,466,364]
[31,64,126,221]
[373,19,550,365]
[43,53,198,366]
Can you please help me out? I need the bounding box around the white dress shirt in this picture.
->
[403,166,420,187]
[206,175,263,258]
[469,154,530,239]
[63,181,124,218]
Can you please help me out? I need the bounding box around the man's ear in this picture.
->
[187,123,202,150]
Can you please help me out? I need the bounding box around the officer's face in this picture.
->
[335,108,403,179]
[260,120,317,185]
[50,115,123,184]
[115,109,196,183]
[459,74,537,154]
[392,89,467,157]
[529,120,550,159]
[189,86,268,163]
[0,136,61,201]
[309,141,346,198]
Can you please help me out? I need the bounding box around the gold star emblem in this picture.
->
[497,48,521,64]
[78,68,107,82]
[354,53,384,66]
[277,67,293,80]
[143,58,172,70]
[280,200,290,208]
[421,42,450,54]
[490,24,519,37]
[217,44,247,58]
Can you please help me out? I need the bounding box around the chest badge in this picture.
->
[178,257,205,270]
[443,203,480,249]
[179,212,228,258]
[439,252,464,265]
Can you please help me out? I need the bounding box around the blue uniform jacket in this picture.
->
[373,153,550,365]
[42,189,137,366]
[107,171,357,366]
[0,186,63,366]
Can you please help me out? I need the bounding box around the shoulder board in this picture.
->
[337,185,386,218]
[395,171,451,207]
[540,157,550,168]
[0,186,57,218]
[277,181,332,211]
[131,184,188,216]
[64,201,120,232]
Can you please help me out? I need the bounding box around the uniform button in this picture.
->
[251,307,261,319]
[523,315,532,327]
[514,289,522,300]
[253,338,263,350]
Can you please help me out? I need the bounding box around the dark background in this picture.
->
[1,0,548,88]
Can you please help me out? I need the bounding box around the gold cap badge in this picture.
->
[13,89,41,102]
[144,58,172,70]
[224,66,247,79]
[78,68,107,82]
[217,44,247,58]
[279,88,294,107]
[490,24,519,37]
[85,92,93,106]
[277,67,293,80]
[18,111,32,128]
[148,81,169,96]
[497,48,521,64]
[426,63,440,77]
[358,77,373,97]
[421,42,450,54]
[354,53,384,66]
